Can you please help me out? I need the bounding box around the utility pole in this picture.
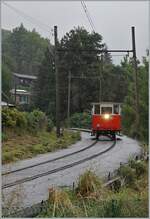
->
[67,71,71,127]
[54,26,60,137]
[14,81,17,105]
[99,54,103,103]
[131,26,139,136]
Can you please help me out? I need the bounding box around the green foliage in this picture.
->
[2,108,47,133]
[26,110,47,133]
[2,24,148,144]
[121,56,148,142]
[2,63,12,98]
[129,159,147,177]
[102,190,148,217]
[2,25,49,76]
[70,112,91,129]
[2,25,50,107]
[33,48,55,115]
[118,165,136,186]
[59,27,112,119]
[38,167,148,218]
[47,118,54,132]
[103,198,122,217]
[2,108,27,128]
[76,170,102,196]
[34,27,114,119]
[2,133,8,142]
[2,130,80,164]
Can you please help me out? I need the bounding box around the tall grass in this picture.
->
[39,163,148,217]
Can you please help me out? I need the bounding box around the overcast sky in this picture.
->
[1,1,149,64]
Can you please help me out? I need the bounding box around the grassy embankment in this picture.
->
[2,130,80,164]
[38,159,148,218]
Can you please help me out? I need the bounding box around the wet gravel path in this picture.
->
[2,132,141,211]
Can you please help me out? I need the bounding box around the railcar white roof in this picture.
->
[91,102,122,105]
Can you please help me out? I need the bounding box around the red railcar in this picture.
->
[91,102,121,139]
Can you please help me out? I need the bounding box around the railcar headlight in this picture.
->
[103,114,110,120]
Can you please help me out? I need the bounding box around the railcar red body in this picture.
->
[91,102,121,139]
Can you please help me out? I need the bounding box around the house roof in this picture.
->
[13,73,37,80]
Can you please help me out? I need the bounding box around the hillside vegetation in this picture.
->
[38,160,148,217]
[2,108,80,164]
[2,24,148,142]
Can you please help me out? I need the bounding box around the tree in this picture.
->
[34,26,130,123]
[58,27,112,119]
[2,55,14,101]
[121,55,148,142]
[2,24,51,104]
[2,24,49,76]
[33,47,55,119]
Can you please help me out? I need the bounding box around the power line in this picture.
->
[81,1,96,33]
[2,1,53,39]
[2,1,54,55]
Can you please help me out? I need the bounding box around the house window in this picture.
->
[20,95,28,103]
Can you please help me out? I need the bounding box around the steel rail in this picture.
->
[2,140,97,176]
[2,140,116,189]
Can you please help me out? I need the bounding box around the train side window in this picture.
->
[114,104,119,114]
[94,105,100,114]
[101,107,112,114]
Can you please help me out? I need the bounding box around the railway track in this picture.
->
[2,140,97,176]
[2,139,116,189]
[3,128,113,176]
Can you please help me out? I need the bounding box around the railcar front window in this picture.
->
[94,105,100,114]
[114,104,119,114]
[101,107,112,114]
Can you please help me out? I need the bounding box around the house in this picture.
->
[10,89,31,105]
[11,73,37,105]
[13,73,37,87]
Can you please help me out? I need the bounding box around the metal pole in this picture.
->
[14,81,16,105]
[54,26,60,137]
[67,71,71,127]
[99,54,103,102]
[131,26,139,136]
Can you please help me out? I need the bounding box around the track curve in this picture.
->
[2,140,116,189]
[2,140,97,176]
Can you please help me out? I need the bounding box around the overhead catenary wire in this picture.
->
[81,1,96,33]
[2,1,51,33]
[2,1,54,55]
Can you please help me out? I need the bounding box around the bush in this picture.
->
[118,165,136,186]
[47,118,54,132]
[26,110,47,132]
[70,112,91,129]
[129,159,147,177]
[16,111,27,128]
[103,198,122,217]
[2,152,14,163]
[2,133,8,142]
[2,108,27,129]
[76,170,102,196]
[2,107,48,133]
